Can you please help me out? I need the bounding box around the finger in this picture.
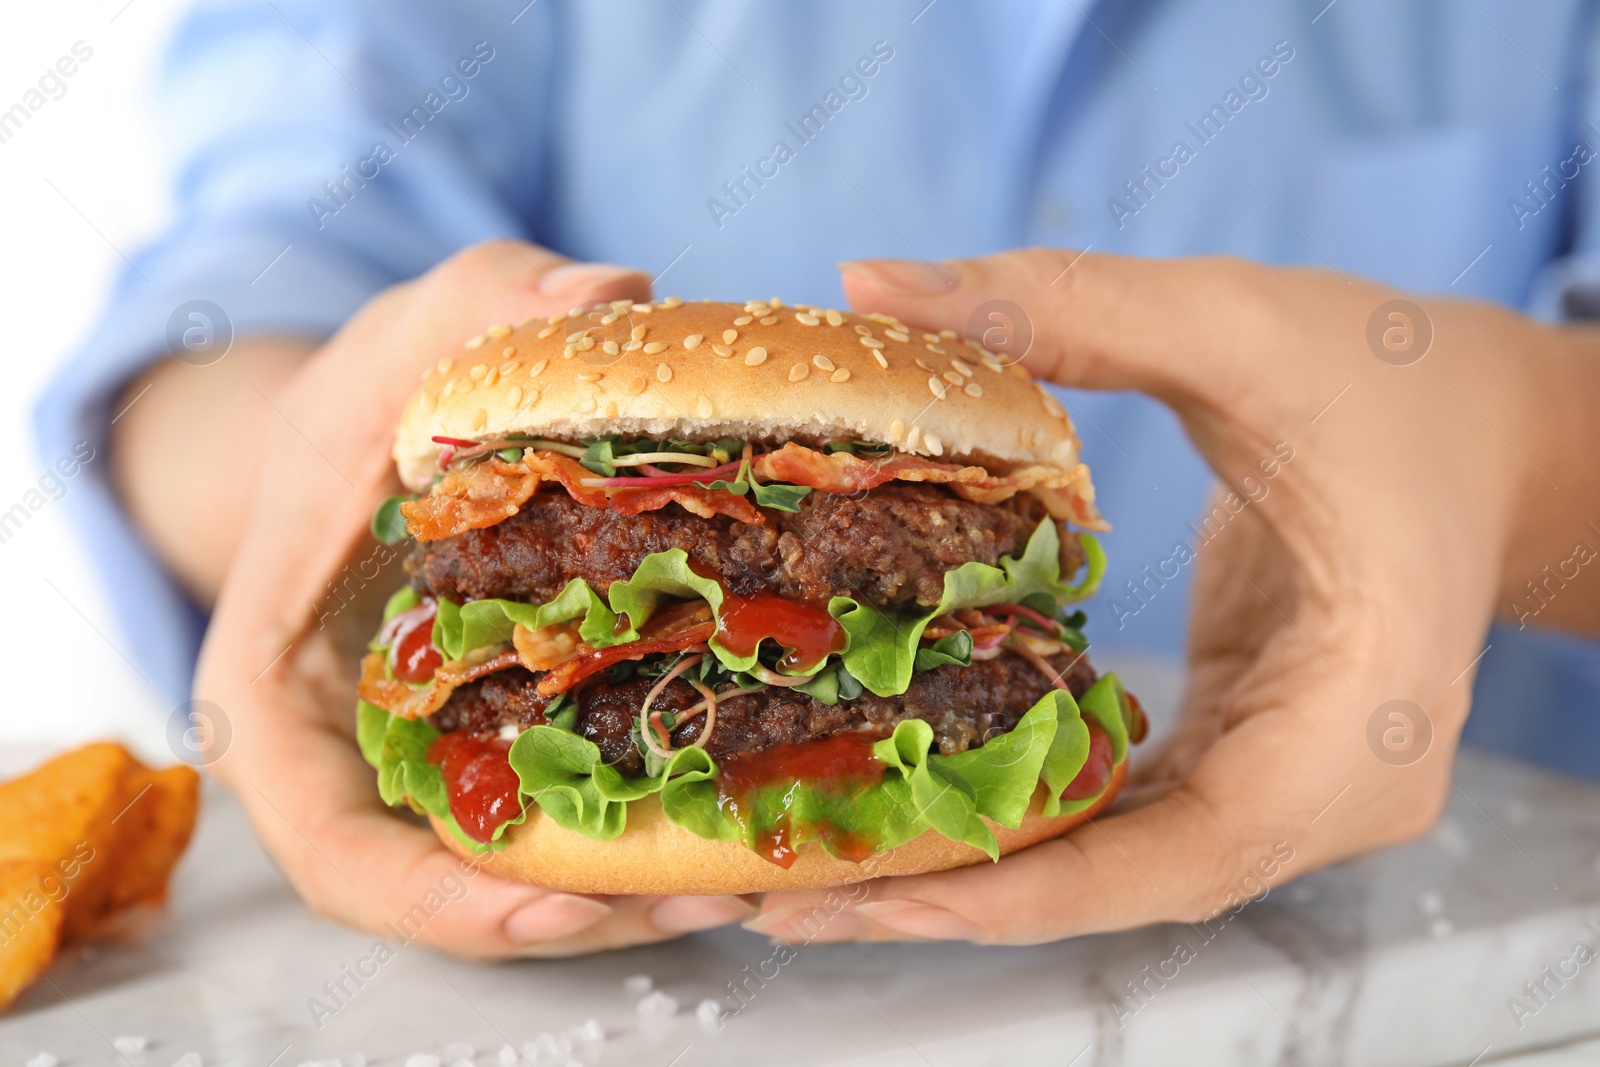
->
[837,251,1357,411]
[230,690,749,959]
[752,664,1432,945]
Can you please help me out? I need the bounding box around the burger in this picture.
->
[355,297,1145,894]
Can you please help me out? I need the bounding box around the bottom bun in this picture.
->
[433,760,1126,895]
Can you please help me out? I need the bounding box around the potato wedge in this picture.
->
[0,742,133,941]
[0,859,68,1011]
[106,763,201,909]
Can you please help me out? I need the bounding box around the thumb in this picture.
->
[839,250,1256,407]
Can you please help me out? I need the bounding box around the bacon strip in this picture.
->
[537,622,715,696]
[753,443,1106,529]
[403,451,763,541]
[358,644,521,720]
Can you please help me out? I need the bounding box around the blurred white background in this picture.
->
[0,1,189,754]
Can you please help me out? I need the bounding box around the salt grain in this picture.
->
[404,1056,440,1067]
[623,973,653,997]
[27,1054,58,1067]
[172,1055,203,1067]
[496,1046,517,1067]
[696,998,725,1032]
[1416,890,1444,917]
[572,1019,605,1043]
[114,1038,149,1056]
[636,990,679,1019]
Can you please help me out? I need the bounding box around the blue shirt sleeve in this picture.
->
[32,0,554,704]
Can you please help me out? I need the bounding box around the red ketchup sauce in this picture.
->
[427,733,522,843]
[389,601,443,684]
[716,733,884,867]
[1061,720,1114,802]
[715,589,845,672]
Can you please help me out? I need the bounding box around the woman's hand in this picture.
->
[748,250,1597,943]
[194,241,755,958]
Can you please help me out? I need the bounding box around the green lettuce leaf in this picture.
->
[508,683,1120,863]
[431,579,627,661]
[355,701,524,851]
[1041,672,1131,817]
[833,521,1097,696]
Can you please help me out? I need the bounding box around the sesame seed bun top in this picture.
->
[392,298,1090,495]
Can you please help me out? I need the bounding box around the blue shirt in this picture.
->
[36,0,1600,776]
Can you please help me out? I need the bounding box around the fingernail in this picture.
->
[840,258,959,294]
[740,905,809,938]
[538,262,647,296]
[651,895,759,933]
[852,901,981,941]
[504,894,612,943]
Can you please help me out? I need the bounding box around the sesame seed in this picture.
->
[600,313,618,326]
[633,303,653,314]
[567,306,586,318]
[760,315,779,326]
[868,312,896,325]
[436,358,454,374]
[873,351,889,369]
[830,367,851,383]
[696,395,714,418]
[770,295,783,307]
[469,364,488,379]
[965,338,983,351]
[657,363,673,382]
[466,334,486,349]
[951,359,974,377]
[982,354,1003,371]
[523,387,541,408]
[507,386,523,406]
[964,381,983,398]
[643,341,666,354]
[888,417,906,443]
[796,313,820,326]
[605,400,619,417]
[420,392,437,412]
[578,337,595,351]
[602,340,620,356]
[915,359,935,373]
[684,334,703,350]
[825,309,844,326]
[712,344,734,358]
[789,363,810,382]
[631,325,647,342]
[885,330,910,343]
[563,345,578,359]
[575,397,597,414]
[922,333,939,344]
[457,379,475,394]
[500,360,520,374]
[906,425,922,449]
[623,340,643,351]
[813,354,836,372]
[722,329,738,344]
[926,344,946,355]
[928,377,948,400]
[853,325,871,337]
[442,379,456,398]
[566,331,587,344]
[538,324,560,339]
[924,432,943,455]
[860,336,885,349]
[734,316,753,326]
[611,298,632,310]
[578,370,602,382]
[939,328,957,340]
[943,371,963,386]
[661,296,683,308]
[484,367,501,387]
[471,408,488,429]
[745,346,768,366]
[547,313,568,325]
[627,376,647,395]
[487,324,512,338]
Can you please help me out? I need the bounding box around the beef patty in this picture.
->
[430,649,1095,778]
[407,483,1081,613]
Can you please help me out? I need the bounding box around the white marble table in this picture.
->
[3,739,1600,1066]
